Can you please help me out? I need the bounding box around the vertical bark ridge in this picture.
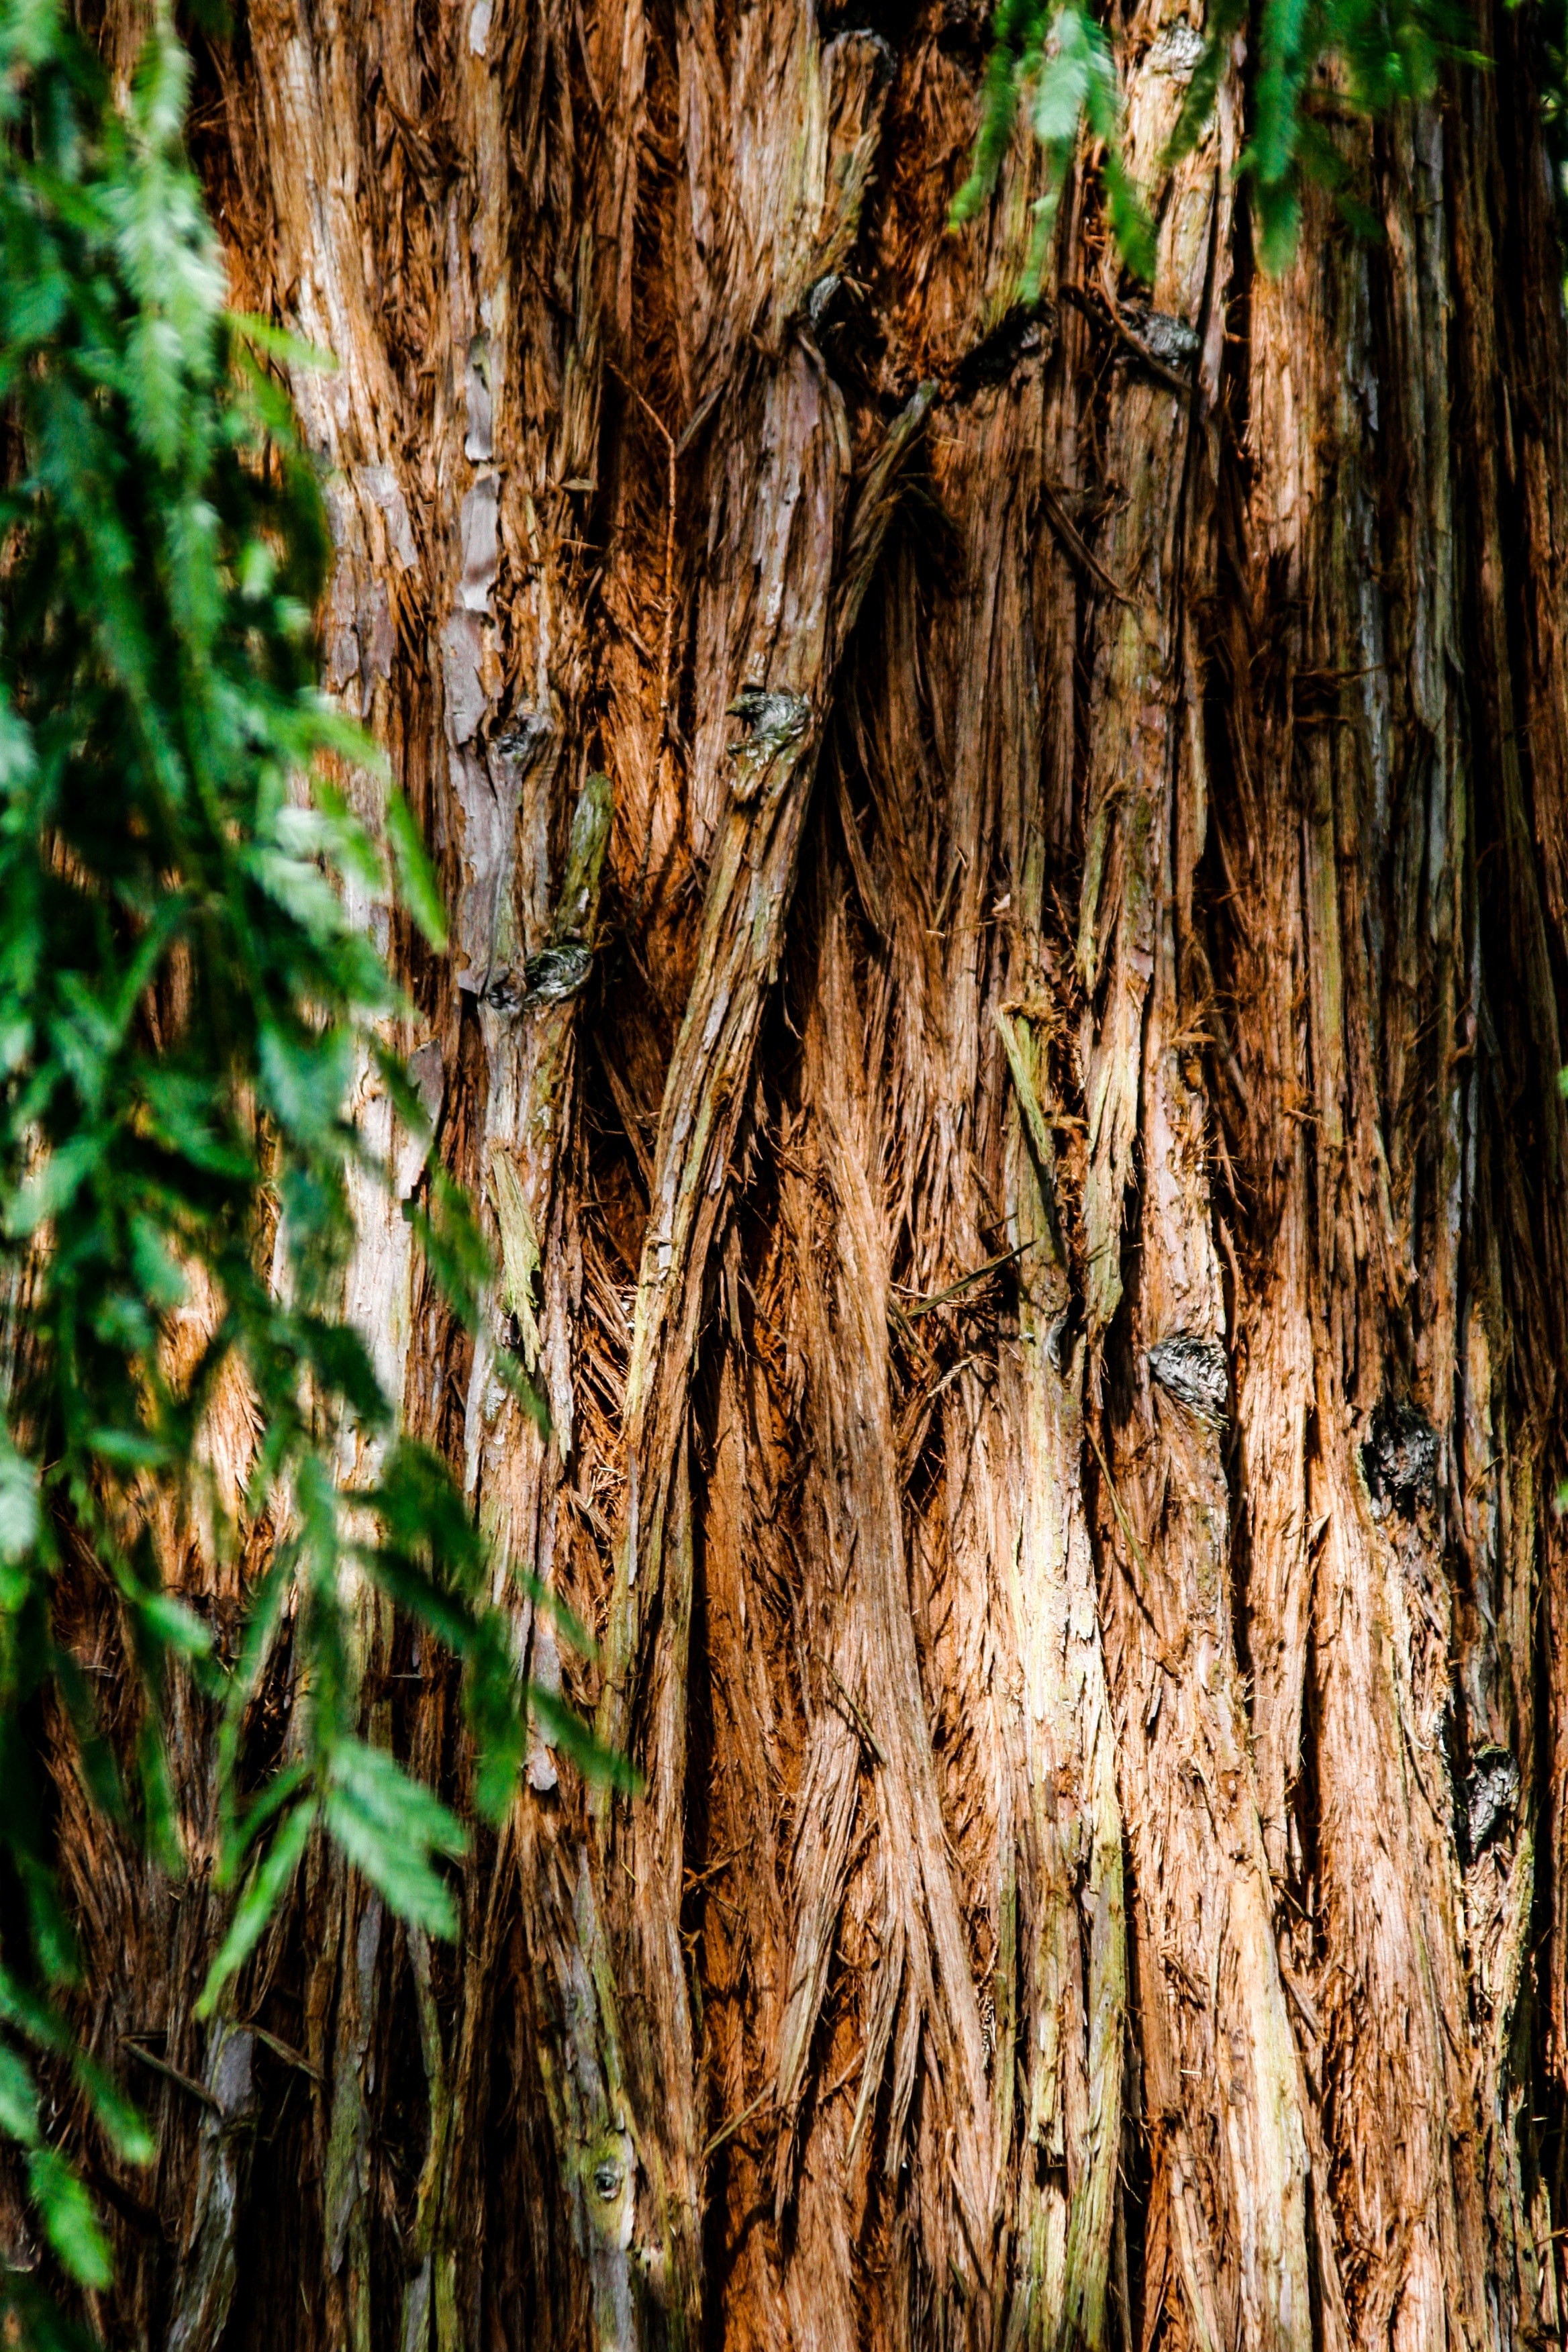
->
[1071,21,1319,2347]
[1208,10,1568,2341]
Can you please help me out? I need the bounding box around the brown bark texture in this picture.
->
[11,1,1568,2347]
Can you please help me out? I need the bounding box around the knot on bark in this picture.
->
[802,271,883,385]
[1117,301,1199,375]
[1361,1399,1438,1516]
[950,300,1055,401]
[1464,1743,1520,1861]
[485,941,593,1013]
[726,686,812,803]
[1147,1331,1228,1425]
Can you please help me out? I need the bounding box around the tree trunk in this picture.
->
[19,1,1568,2346]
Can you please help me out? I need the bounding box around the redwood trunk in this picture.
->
[17,2,1568,2347]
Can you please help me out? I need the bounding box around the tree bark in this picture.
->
[13,1,1568,2346]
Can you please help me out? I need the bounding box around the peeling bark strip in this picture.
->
[13,3,1568,2348]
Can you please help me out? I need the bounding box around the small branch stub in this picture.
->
[1465,1745,1519,1861]
[726,686,811,805]
[1361,1400,1438,1517]
[1147,1332,1228,1426]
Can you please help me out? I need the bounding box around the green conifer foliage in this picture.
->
[0,7,619,2327]
[956,0,1476,282]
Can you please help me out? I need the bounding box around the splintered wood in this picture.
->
[19,3,1568,2349]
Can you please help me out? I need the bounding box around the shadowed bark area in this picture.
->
[8,1,1568,2346]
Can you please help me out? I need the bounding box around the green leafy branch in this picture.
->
[950,0,1156,290]
[1172,0,1477,269]
[954,0,1477,285]
[0,0,624,2320]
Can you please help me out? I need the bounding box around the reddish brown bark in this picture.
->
[9,3,1568,2347]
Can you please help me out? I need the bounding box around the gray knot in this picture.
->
[1465,1743,1519,1860]
[1120,301,1200,376]
[592,2157,622,2202]
[1361,1400,1437,1516]
[952,302,1052,400]
[801,273,881,386]
[1148,1332,1228,1425]
[807,272,842,332]
[485,939,593,1015]
[1044,1308,1077,1377]
[726,685,811,804]
[1145,21,1208,81]
[490,711,555,777]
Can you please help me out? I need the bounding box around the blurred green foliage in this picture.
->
[954,0,1477,286]
[0,2,621,2330]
